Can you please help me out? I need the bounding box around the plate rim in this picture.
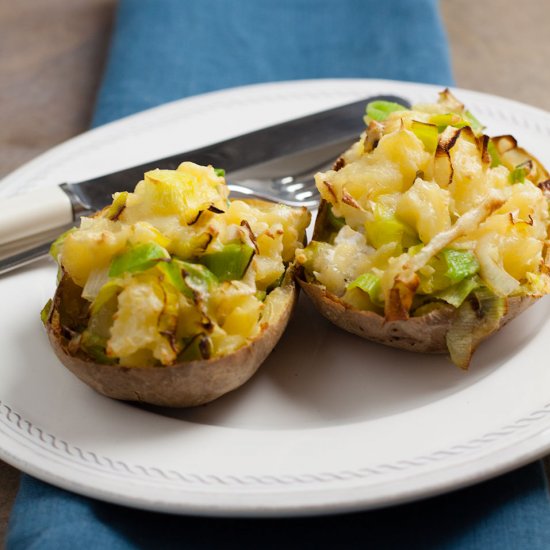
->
[2,77,550,517]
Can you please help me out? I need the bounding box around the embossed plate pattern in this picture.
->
[1,79,550,516]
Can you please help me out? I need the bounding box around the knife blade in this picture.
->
[0,94,410,275]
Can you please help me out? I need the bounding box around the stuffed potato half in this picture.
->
[43,162,310,406]
[296,91,550,368]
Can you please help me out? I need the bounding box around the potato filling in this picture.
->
[296,90,550,367]
[46,162,310,366]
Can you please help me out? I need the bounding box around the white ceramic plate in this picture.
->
[1,79,550,517]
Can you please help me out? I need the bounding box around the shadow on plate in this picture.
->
[139,293,550,430]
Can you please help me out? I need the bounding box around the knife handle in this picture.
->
[0,186,74,245]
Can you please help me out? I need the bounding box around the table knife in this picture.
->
[0,94,410,274]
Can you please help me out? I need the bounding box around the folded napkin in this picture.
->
[7,1,550,548]
[7,462,550,549]
[92,0,453,126]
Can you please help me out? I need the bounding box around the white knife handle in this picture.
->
[0,186,74,245]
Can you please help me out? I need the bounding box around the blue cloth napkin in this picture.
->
[7,463,550,549]
[7,1,550,548]
[92,0,453,126]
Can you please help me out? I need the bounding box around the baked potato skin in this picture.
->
[46,271,297,407]
[295,92,550,368]
[43,164,311,407]
[298,273,535,355]
[298,276,452,353]
[302,199,538,354]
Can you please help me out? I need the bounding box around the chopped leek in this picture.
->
[509,165,528,184]
[265,271,285,293]
[49,227,76,262]
[429,113,466,132]
[408,243,424,256]
[366,100,408,122]
[446,288,505,369]
[487,140,501,167]
[214,168,225,177]
[162,259,218,298]
[255,290,267,302]
[442,248,480,283]
[418,254,450,293]
[365,205,418,250]
[327,204,345,230]
[81,285,120,363]
[90,280,121,315]
[463,110,485,133]
[178,334,212,361]
[433,275,480,308]
[418,249,479,294]
[198,243,255,281]
[411,120,439,153]
[80,332,117,364]
[81,267,110,302]
[428,109,484,134]
[109,242,170,277]
[104,192,128,220]
[348,272,382,305]
[40,299,53,325]
[157,260,190,295]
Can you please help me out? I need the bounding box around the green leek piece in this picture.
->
[81,286,120,364]
[412,301,447,317]
[198,243,255,281]
[418,254,450,293]
[173,232,213,260]
[90,280,121,315]
[109,242,170,277]
[179,334,213,361]
[348,272,382,305]
[487,140,501,167]
[463,110,485,133]
[366,100,408,122]
[509,165,528,184]
[442,249,480,283]
[419,249,478,294]
[80,331,117,364]
[265,271,285,293]
[157,261,188,294]
[159,259,218,298]
[327,204,345,230]
[157,279,180,337]
[255,290,267,302]
[411,120,439,153]
[214,168,225,177]
[49,227,76,262]
[104,192,129,220]
[298,241,325,275]
[429,113,466,132]
[433,275,480,308]
[40,299,53,325]
[365,205,418,250]
[178,261,220,290]
[446,287,505,369]
[407,243,424,256]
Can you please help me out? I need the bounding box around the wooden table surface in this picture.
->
[1,0,549,543]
